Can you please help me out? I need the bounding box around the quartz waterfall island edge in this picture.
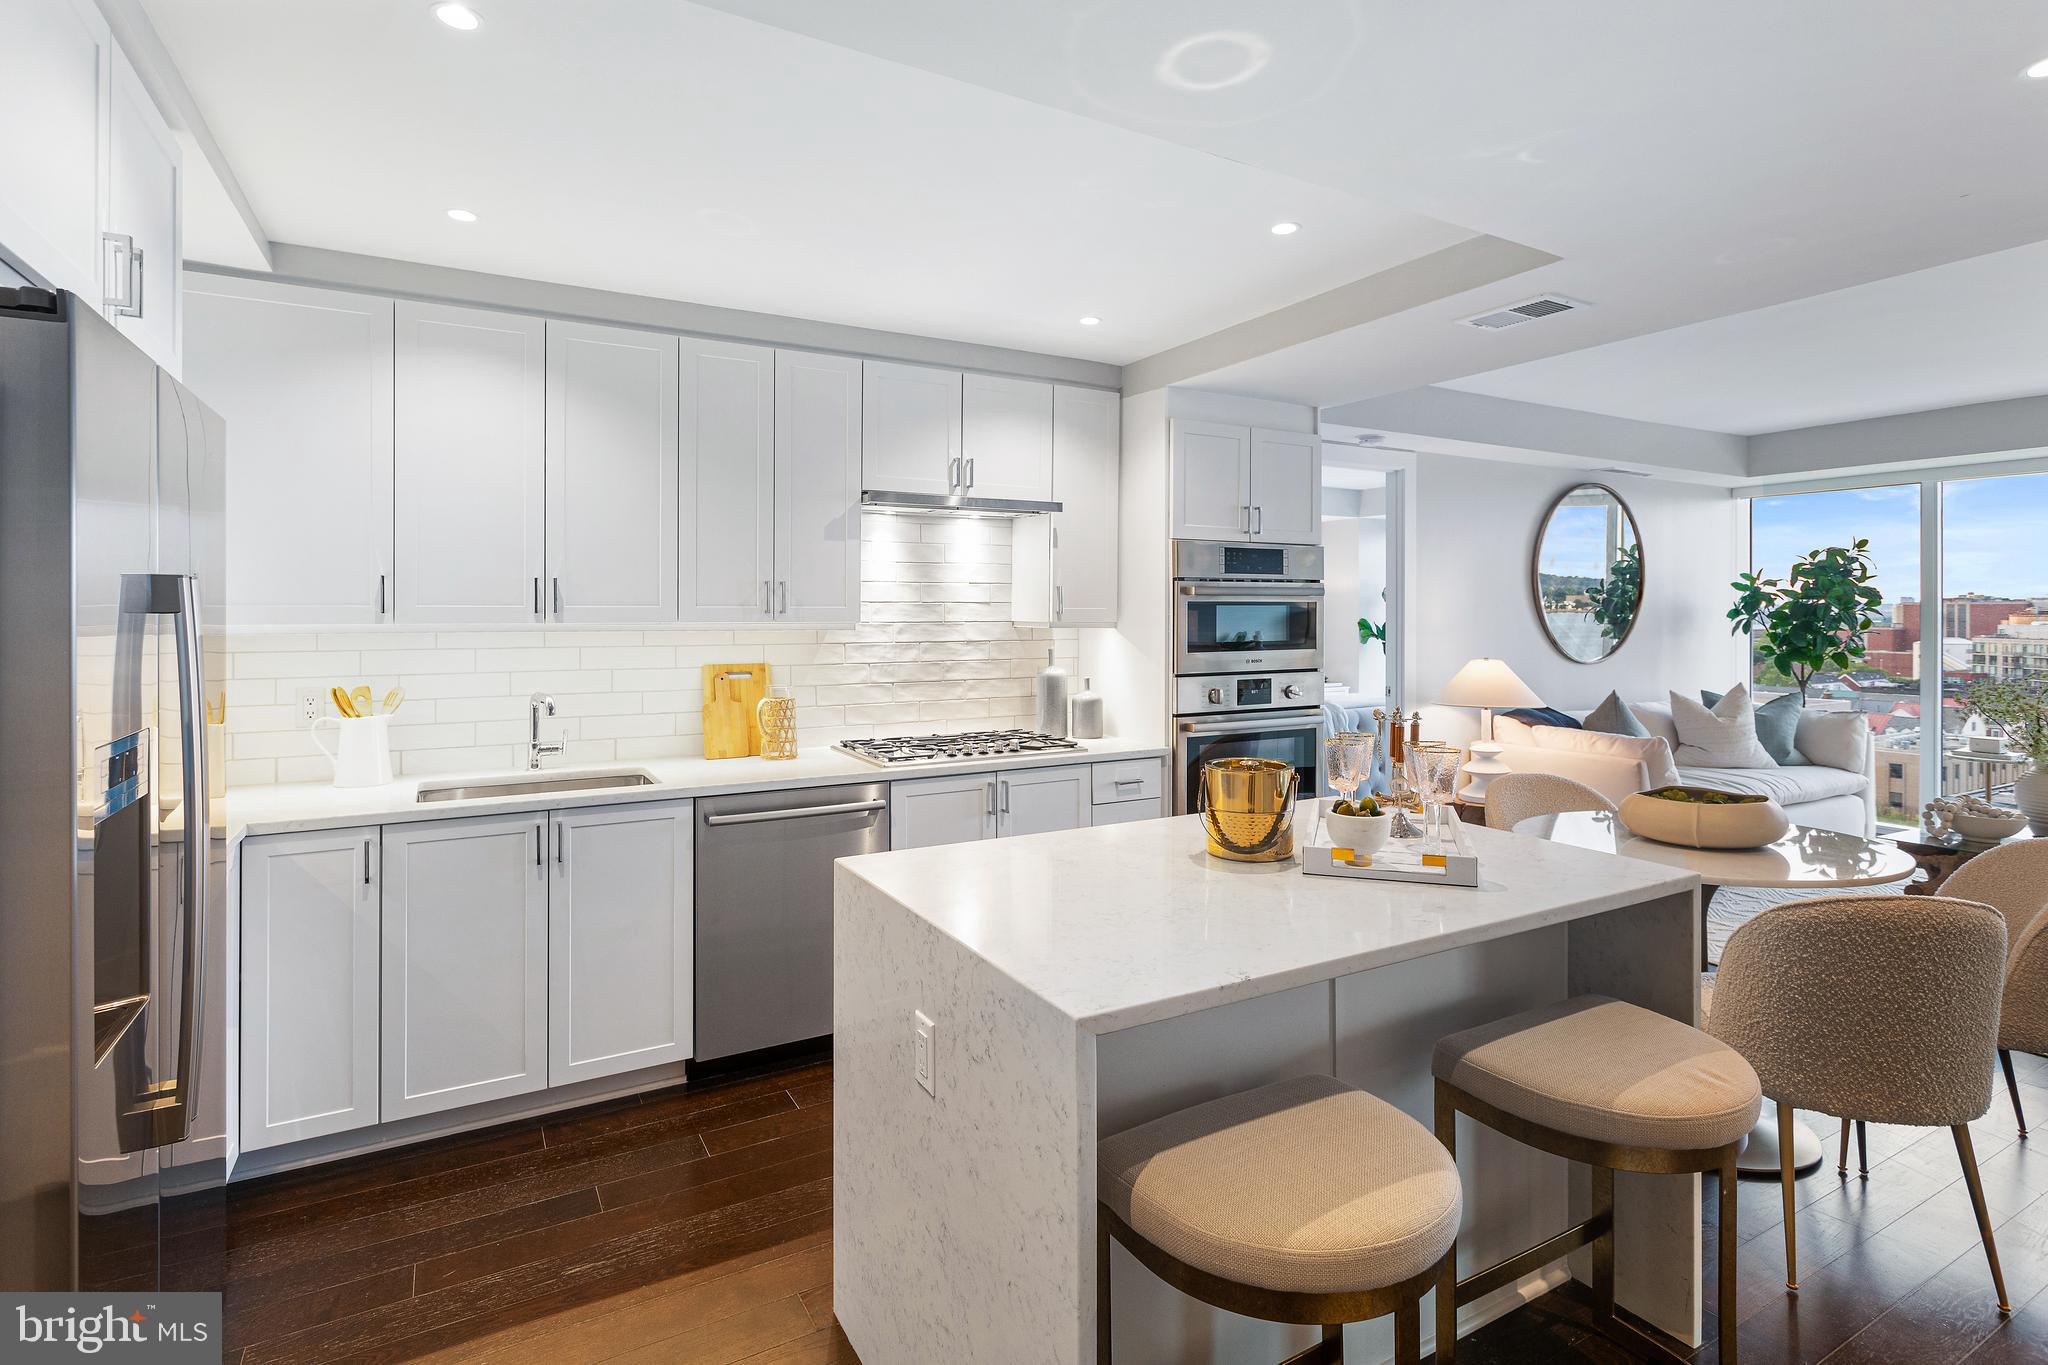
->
[832,816,1704,1365]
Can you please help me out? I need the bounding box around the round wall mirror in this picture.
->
[1531,483,1643,663]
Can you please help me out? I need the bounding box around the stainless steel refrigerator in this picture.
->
[0,287,228,1293]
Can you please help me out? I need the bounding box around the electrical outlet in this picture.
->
[912,1010,936,1096]
[296,686,322,721]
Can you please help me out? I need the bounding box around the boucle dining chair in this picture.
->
[1940,841,2048,1137]
[1707,894,2011,1311]
[1483,773,1616,832]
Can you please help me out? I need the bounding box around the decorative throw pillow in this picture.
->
[1500,706,1580,730]
[1583,691,1651,739]
[1527,725,1681,789]
[1700,688,1808,766]
[1670,686,1777,768]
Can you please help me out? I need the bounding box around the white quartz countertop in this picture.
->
[838,815,1700,1034]
[226,738,1168,841]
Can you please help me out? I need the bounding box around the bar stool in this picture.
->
[1098,1073,1462,1364]
[1432,996,1760,1364]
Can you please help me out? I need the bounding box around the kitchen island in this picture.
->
[833,815,1703,1365]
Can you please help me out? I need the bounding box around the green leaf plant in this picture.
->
[1727,540,1883,702]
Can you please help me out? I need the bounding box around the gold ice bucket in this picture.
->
[1197,758,1300,862]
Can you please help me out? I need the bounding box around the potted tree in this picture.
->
[1727,541,1883,702]
[1961,679,2048,832]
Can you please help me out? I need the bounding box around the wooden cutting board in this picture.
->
[701,663,771,758]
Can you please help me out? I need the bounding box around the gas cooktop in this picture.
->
[836,729,1084,767]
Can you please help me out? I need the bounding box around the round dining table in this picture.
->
[1514,809,1919,1176]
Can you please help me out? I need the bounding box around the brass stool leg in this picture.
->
[1777,1101,1799,1292]
[1954,1124,2013,1314]
[1394,1302,1420,1365]
[1856,1120,1868,1178]
[1097,1214,1112,1364]
[1837,1120,1850,1177]
[2002,1050,2028,1138]
[1591,1163,1616,1321]
[1433,1083,1459,1364]
[1718,1154,1738,1365]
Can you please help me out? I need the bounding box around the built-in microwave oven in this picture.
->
[1171,540,1324,677]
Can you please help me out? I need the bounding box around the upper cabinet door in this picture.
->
[184,277,395,625]
[394,302,546,624]
[0,0,108,300]
[775,349,863,624]
[1170,419,1251,541]
[961,373,1052,503]
[1051,386,1120,626]
[1248,427,1321,545]
[547,322,679,623]
[678,338,775,623]
[105,46,181,376]
[862,361,960,498]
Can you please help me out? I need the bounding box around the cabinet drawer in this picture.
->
[1091,796,1163,826]
[1092,759,1162,805]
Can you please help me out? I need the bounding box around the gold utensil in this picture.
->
[330,686,358,718]
[351,685,373,718]
[381,686,405,715]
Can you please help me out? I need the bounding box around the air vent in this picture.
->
[1458,294,1587,331]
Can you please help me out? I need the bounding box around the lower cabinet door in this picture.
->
[889,772,997,850]
[997,764,1093,837]
[241,828,381,1152]
[549,800,693,1086]
[381,813,549,1121]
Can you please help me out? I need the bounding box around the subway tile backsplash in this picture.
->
[223,515,1079,785]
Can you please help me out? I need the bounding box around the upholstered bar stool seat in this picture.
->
[1432,996,1760,1365]
[1097,1073,1460,1364]
[1433,996,1761,1151]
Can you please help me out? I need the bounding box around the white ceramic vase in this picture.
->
[2018,762,2048,835]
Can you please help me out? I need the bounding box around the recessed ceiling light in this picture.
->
[433,4,481,31]
[2028,56,2048,78]
[1270,221,1300,236]
[446,208,477,222]
[1078,316,1101,326]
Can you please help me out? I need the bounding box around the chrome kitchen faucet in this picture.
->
[528,692,563,770]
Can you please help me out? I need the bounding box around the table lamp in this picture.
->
[1438,658,1542,803]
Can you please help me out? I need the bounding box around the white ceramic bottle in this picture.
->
[1033,650,1071,737]
[1070,677,1105,739]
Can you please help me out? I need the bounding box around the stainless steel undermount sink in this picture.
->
[415,768,659,804]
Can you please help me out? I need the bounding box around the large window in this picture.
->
[1939,471,2048,811]
[1746,485,1921,827]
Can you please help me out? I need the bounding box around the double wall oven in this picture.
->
[1171,540,1326,813]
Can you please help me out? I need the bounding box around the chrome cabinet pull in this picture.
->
[703,799,887,826]
[102,232,144,317]
[552,577,562,616]
[1055,585,1064,619]
[557,822,566,865]
[378,573,387,615]
[1254,506,1264,535]
[964,458,975,488]
[533,577,541,614]
[985,781,996,819]
[949,457,961,490]
[761,580,770,614]
[534,826,542,867]
[777,580,788,614]
[999,779,1010,816]
[365,839,373,884]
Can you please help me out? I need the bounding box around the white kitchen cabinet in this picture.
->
[185,277,395,625]
[548,801,693,1087]
[1249,427,1320,544]
[104,45,181,376]
[1170,419,1251,541]
[997,764,1092,838]
[961,372,1052,503]
[548,321,679,623]
[889,771,997,850]
[381,813,549,1122]
[862,360,961,498]
[240,828,380,1152]
[774,349,864,624]
[677,338,776,622]
[0,0,109,301]
[394,301,546,624]
[1014,385,1120,627]
[1169,420,1321,545]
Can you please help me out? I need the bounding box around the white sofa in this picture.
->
[1491,700,1877,836]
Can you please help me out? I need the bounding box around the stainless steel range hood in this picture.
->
[861,489,1061,517]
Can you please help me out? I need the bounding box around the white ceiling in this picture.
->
[1439,239,2048,434]
[691,0,2048,406]
[143,0,1468,364]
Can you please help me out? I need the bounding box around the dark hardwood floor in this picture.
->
[220,1051,2048,1363]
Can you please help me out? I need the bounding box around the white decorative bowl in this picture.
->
[1619,787,1790,850]
[1323,801,1392,855]
[1954,809,2028,842]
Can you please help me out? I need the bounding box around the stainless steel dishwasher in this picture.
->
[694,782,889,1062]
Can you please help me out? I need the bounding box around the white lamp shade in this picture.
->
[1438,658,1543,710]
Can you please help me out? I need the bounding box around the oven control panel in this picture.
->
[1174,671,1323,716]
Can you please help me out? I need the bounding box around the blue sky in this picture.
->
[1538,502,1633,580]
[1750,472,2048,610]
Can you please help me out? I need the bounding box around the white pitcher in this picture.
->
[310,714,395,788]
